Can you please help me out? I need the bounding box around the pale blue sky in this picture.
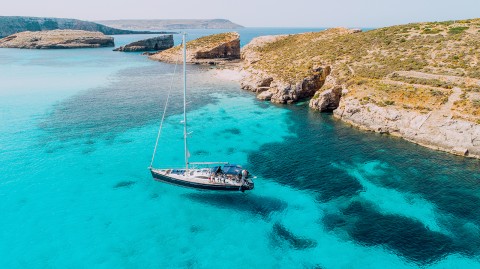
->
[2,0,479,27]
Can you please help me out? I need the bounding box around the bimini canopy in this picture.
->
[210,166,222,174]
[222,164,242,175]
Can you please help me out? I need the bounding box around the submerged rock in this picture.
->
[271,222,317,250]
[149,32,240,64]
[184,193,287,218]
[0,30,114,49]
[113,181,136,188]
[113,35,173,52]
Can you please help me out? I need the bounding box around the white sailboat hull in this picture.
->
[150,168,254,192]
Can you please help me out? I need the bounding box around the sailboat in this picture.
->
[149,33,254,192]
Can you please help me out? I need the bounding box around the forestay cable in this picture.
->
[149,57,180,168]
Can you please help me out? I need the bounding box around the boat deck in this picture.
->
[151,168,244,187]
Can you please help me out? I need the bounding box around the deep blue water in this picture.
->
[1,29,480,268]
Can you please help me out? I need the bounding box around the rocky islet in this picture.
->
[149,32,240,64]
[0,30,114,49]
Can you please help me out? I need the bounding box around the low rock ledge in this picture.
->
[0,30,114,49]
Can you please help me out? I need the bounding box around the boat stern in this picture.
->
[242,178,254,192]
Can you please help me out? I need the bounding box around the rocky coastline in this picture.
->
[0,30,114,49]
[333,91,480,158]
[237,22,480,158]
[239,35,327,104]
[151,20,480,159]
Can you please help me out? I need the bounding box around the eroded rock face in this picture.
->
[113,35,173,52]
[241,66,331,104]
[196,38,240,59]
[309,85,343,111]
[0,30,114,49]
[240,70,274,93]
[334,97,480,158]
[149,32,240,64]
[240,34,336,104]
[239,30,360,104]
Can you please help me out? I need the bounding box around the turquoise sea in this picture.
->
[1,29,480,268]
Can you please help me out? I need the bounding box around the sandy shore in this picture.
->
[207,67,243,82]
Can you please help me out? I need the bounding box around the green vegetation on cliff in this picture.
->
[150,32,240,63]
[168,32,239,53]
[247,19,480,120]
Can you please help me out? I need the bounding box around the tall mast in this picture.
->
[183,33,189,172]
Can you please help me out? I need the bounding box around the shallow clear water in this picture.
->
[1,30,480,269]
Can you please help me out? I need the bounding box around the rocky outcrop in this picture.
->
[149,32,240,64]
[334,98,480,158]
[309,85,343,111]
[239,35,285,96]
[114,35,173,52]
[240,67,329,104]
[246,66,331,104]
[239,30,354,104]
[0,30,114,49]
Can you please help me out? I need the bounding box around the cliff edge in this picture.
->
[149,32,240,64]
[240,28,358,104]
[239,19,480,157]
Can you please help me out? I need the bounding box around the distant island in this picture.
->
[0,16,171,38]
[0,30,114,49]
[95,19,244,30]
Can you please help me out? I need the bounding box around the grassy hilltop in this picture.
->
[246,19,480,122]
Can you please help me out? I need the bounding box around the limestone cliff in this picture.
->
[238,19,480,158]
[0,30,114,49]
[114,35,174,52]
[240,29,357,104]
[334,93,480,157]
[149,32,240,64]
